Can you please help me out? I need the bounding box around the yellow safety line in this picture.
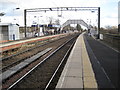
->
[81,34,98,89]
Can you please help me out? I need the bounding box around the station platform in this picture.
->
[56,33,98,89]
[0,34,67,52]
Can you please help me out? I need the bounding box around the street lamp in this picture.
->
[34,16,43,24]
[0,12,5,22]
[16,8,20,10]
[13,8,20,24]
[0,12,5,16]
[90,7,100,39]
[34,16,43,36]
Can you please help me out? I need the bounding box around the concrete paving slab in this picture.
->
[67,62,82,69]
[56,34,83,88]
[60,77,83,88]
[56,33,97,89]
[83,71,95,77]
[66,68,83,78]
[81,34,98,88]
[84,81,98,88]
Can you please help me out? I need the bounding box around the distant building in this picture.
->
[0,23,19,41]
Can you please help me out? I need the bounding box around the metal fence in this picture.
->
[103,34,120,52]
[19,32,34,39]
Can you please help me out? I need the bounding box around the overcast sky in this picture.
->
[0,0,118,27]
[118,1,120,24]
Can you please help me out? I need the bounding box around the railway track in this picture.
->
[1,34,68,72]
[1,33,80,89]
[0,34,66,59]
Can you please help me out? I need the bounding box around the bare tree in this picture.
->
[55,19,60,25]
[48,17,54,24]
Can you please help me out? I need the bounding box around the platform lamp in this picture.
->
[13,8,20,24]
[0,12,5,16]
[90,7,100,39]
[0,12,5,22]
[34,16,43,36]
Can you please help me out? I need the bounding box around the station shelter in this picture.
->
[0,23,20,42]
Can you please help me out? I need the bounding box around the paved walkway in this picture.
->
[84,34,119,88]
[56,33,97,89]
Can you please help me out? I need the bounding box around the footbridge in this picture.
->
[61,19,89,29]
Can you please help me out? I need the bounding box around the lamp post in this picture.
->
[34,16,43,36]
[98,7,100,39]
[0,12,5,22]
[90,7,100,39]
[13,8,20,24]
[0,12,5,16]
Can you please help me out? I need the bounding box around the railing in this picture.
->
[103,34,120,52]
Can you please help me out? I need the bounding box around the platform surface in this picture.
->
[84,34,119,88]
[56,33,97,89]
[0,34,67,52]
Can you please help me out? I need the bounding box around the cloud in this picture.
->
[0,0,17,9]
[0,0,19,16]
[101,17,117,27]
[1,0,118,27]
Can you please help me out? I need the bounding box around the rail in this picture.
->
[45,37,75,89]
[7,34,79,89]
[0,48,52,83]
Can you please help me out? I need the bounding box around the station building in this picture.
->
[0,23,19,42]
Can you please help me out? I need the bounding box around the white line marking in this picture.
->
[95,38,119,53]
[91,47,115,88]
[84,36,115,88]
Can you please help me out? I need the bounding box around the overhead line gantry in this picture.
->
[24,7,100,38]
